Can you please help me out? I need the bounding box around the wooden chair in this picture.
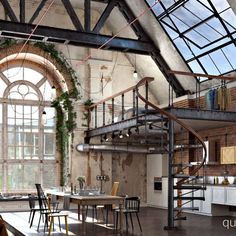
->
[98,182,120,224]
[35,184,69,236]
[87,182,120,224]
[115,196,142,232]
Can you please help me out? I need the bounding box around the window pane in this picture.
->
[44,133,55,156]
[0,78,7,97]
[16,146,23,159]
[7,164,23,190]
[8,132,15,145]
[23,164,40,189]
[43,164,58,188]
[8,147,15,159]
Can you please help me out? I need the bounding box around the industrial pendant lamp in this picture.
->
[41,110,47,125]
[133,54,138,78]
[51,85,56,101]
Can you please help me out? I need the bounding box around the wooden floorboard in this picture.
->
[1,207,236,236]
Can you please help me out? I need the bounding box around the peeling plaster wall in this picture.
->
[112,153,147,202]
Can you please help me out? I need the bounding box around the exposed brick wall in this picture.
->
[174,125,236,176]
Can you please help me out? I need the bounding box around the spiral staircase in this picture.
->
[85,77,207,229]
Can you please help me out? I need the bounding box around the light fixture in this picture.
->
[126,129,132,137]
[103,134,109,142]
[149,124,153,130]
[119,131,123,139]
[51,85,56,101]
[111,132,115,139]
[41,110,47,125]
[133,55,138,78]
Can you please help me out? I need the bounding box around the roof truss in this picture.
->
[0,0,186,96]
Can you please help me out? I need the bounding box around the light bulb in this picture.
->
[51,85,56,101]
[41,111,47,125]
[133,70,138,78]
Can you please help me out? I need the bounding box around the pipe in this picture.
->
[76,144,163,154]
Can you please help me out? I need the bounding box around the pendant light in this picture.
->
[133,54,138,78]
[51,85,56,101]
[41,110,47,125]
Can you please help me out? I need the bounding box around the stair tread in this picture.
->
[174,196,205,200]
[174,216,187,221]
[173,174,201,178]
[174,207,199,211]
[174,185,206,190]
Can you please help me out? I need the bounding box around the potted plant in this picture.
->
[77,176,86,190]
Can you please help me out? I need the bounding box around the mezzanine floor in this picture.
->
[2,207,236,236]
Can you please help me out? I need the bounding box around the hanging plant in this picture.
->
[82,98,94,127]
[33,41,81,100]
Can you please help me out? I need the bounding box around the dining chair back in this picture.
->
[110,182,119,196]
[115,196,142,232]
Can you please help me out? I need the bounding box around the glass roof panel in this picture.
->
[211,0,230,13]
[145,0,236,82]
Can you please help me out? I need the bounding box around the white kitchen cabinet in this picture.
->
[147,154,168,208]
[226,187,236,205]
[200,186,212,214]
[212,186,225,204]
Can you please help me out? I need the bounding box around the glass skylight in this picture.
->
[146,0,236,82]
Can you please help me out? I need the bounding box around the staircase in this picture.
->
[135,78,207,229]
[85,77,207,229]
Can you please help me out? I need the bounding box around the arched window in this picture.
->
[0,66,59,192]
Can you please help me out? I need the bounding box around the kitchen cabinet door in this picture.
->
[221,146,236,164]
[226,187,236,205]
[212,187,225,204]
[200,186,212,214]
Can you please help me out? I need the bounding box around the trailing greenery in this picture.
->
[33,41,80,99]
[82,98,94,127]
[0,38,17,48]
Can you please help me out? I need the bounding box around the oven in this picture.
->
[154,177,162,191]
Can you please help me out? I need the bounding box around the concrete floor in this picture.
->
[2,207,236,236]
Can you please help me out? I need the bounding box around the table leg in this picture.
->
[82,205,86,235]
[78,204,81,220]
[119,203,123,233]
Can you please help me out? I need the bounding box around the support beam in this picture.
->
[29,0,47,24]
[0,20,154,54]
[61,0,84,31]
[165,120,175,229]
[168,108,236,122]
[84,0,91,32]
[117,0,149,41]
[92,0,117,33]
[19,0,25,23]
[120,0,185,96]
[0,0,18,22]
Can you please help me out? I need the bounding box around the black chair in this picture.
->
[35,184,59,232]
[35,184,69,235]
[28,194,41,227]
[115,196,142,232]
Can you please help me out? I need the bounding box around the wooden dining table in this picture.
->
[46,191,124,235]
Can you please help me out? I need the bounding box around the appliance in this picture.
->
[154,177,162,191]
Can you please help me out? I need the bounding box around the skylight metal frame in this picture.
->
[145,0,236,82]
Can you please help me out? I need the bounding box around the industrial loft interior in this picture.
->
[0,0,236,236]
